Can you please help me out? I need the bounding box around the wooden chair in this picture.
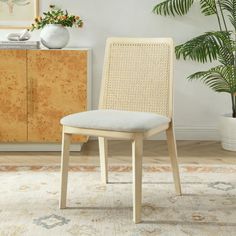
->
[59,38,182,223]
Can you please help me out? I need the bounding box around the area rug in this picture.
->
[0,165,235,236]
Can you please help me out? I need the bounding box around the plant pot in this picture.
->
[40,24,69,49]
[219,114,236,151]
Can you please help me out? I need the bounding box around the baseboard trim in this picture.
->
[0,143,83,152]
[175,126,219,140]
[151,126,220,141]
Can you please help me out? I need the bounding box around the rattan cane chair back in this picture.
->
[99,38,174,118]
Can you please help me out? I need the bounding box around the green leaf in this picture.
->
[188,65,236,94]
[200,0,217,16]
[153,0,194,16]
[218,38,235,66]
[219,0,236,30]
[175,31,231,63]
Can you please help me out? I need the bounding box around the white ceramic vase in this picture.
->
[219,114,236,151]
[40,24,69,49]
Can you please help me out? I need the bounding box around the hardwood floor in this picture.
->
[0,141,235,166]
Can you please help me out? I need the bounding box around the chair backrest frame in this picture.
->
[99,38,174,119]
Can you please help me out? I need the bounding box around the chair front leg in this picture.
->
[59,130,71,209]
[132,134,143,224]
[166,123,182,196]
[98,137,108,184]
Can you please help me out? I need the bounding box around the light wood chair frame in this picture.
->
[59,38,182,224]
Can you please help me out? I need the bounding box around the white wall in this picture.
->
[0,0,231,140]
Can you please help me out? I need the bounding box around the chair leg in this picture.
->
[98,137,108,184]
[59,131,71,209]
[166,123,182,196]
[132,134,143,224]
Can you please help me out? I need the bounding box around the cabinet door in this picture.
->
[27,50,88,143]
[0,50,27,142]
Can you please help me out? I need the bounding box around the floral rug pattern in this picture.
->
[0,165,235,236]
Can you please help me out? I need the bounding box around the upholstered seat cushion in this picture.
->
[60,109,170,132]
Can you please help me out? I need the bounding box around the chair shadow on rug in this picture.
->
[64,203,236,228]
[63,182,235,228]
[142,220,236,227]
[64,206,236,227]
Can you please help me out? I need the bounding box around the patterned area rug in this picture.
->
[0,165,235,236]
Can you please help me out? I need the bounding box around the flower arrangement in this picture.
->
[31,5,83,31]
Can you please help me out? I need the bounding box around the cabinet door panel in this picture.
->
[27,50,88,143]
[0,50,27,142]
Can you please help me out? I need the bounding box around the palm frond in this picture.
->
[200,0,217,16]
[153,0,194,16]
[175,31,231,63]
[218,39,236,66]
[219,0,236,30]
[188,65,236,94]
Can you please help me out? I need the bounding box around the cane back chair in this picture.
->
[59,38,182,223]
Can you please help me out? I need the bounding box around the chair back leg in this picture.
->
[132,134,143,223]
[99,137,108,184]
[59,131,71,209]
[166,123,182,195]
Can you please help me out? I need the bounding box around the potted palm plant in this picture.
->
[153,0,236,151]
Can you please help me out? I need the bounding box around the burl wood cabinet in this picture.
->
[0,49,90,145]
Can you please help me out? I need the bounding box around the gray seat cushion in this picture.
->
[61,109,170,133]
